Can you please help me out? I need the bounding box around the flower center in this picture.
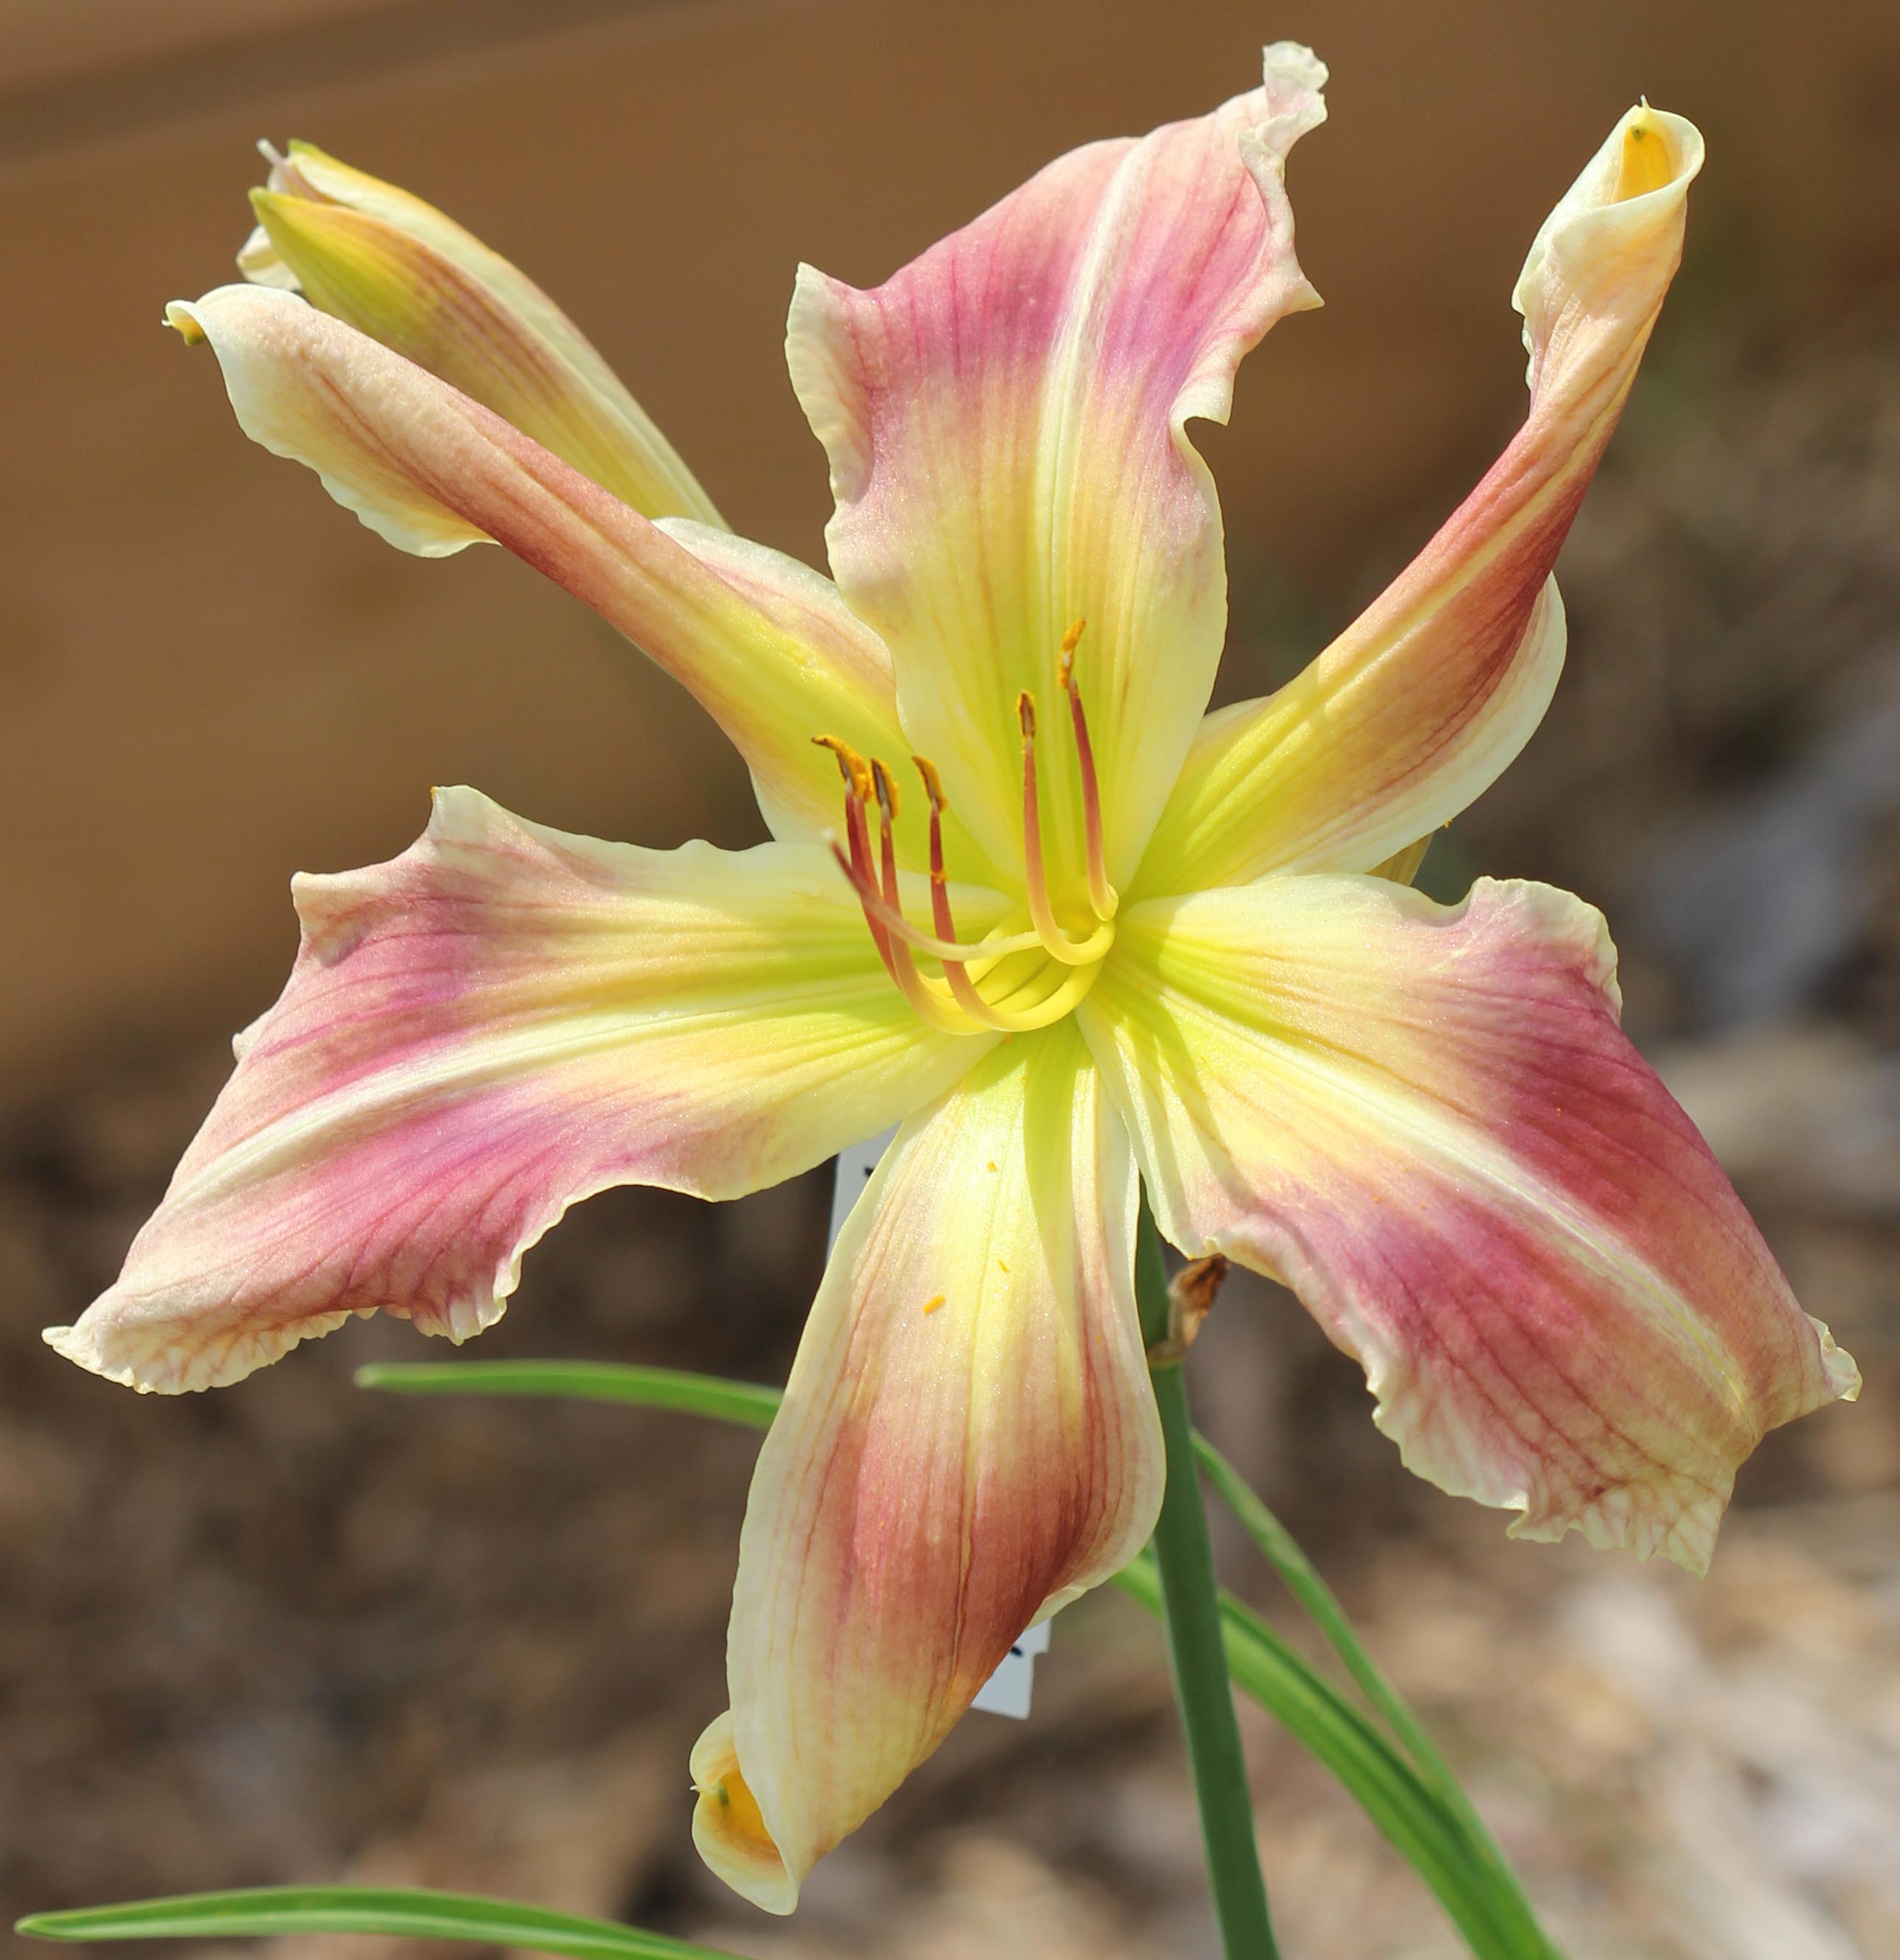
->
[818,620,1118,1034]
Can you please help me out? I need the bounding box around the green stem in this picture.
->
[1191,1434,1550,1950]
[1136,1198,1278,1960]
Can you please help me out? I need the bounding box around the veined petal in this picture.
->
[1082,877,1857,1573]
[788,45,1327,891]
[168,285,943,860]
[1140,105,1702,894]
[46,788,1003,1394]
[653,519,1001,880]
[692,1024,1161,1911]
[240,141,722,525]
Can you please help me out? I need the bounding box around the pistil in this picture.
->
[1018,692,1116,967]
[1058,620,1118,922]
[915,755,1045,1030]
[256,140,325,202]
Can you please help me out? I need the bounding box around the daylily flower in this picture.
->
[50,46,1857,1914]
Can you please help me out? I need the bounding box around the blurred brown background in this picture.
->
[3,2,1898,1956]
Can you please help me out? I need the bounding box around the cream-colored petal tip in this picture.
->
[45,1299,359,1395]
[688,1712,800,1916]
[1606,102,1704,205]
[169,282,303,338]
[1257,40,1329,152]
[1262,40,1328,96]
[166,287,274,342]
[42,1320,156,1393]
[1818,1320,1862,1402]
[1512,103,1704,329]
[163,299,207,344]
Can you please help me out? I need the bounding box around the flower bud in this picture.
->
[240,141,722,524]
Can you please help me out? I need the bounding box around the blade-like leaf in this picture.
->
[1111,1554,1553,1959]
[1191,1435,1556,1953]
[350,1359,1559,1957]
[15,1886,741,1958]
[356,1360,779,1429]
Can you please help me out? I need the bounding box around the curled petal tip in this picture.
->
[1256,40,1330,157]
[40,1322,116,1379]
[690,1713,800,1915]
[1512,99,1704,356]
[163,299,206,344]
[1613,103,1680,202]
[1821,1322,1862,1404]
[1263,39,1327,91]
[1144,93,1696,891]
[172,282,495,559]
[43,1301,357,1395]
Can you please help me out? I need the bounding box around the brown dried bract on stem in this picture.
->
[1149,1253,1229,1368]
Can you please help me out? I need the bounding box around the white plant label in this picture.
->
[829,1128,1051,1720]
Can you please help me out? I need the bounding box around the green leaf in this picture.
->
[355,1360,779,1429]
[1110,1557,1543,1959]
[1192,1435,1557,1956]
[15,1886,741,1958]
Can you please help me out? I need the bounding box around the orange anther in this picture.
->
[912,754,946,812]
[812,733,872,801]
[870,757,901,824]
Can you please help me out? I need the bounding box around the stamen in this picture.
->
[966,958,1107,1030]
[825,837,1100,1031]
[869,757,901,827]
[915,752,1013,1026]
[913,754,949,870]
[869,768,980,1034]
[916,753,963,939]
[826,843,1045,964]
[1057,623,1118,922]
[820,730,1112,1036]
[1017,690,1115,967]
[815,735,893,979]
[812,734,873,803]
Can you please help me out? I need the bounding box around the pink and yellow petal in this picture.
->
[1082,876,1856,1572]
[241,141,720,523]
[46,788,1004,1393]
[168,286,935,860]
[653,519,1002,880]
[788,45,1327,891]
[1139,105,1702,894]
[693,1023,1161,1911]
